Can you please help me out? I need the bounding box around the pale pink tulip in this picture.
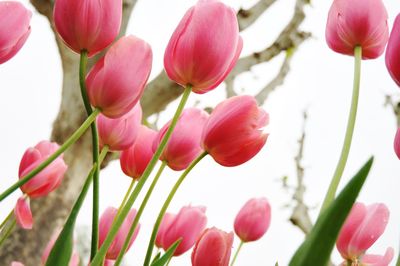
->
[386,14,400,87]
[120,125,157,179]
[160,205,207,256]
[234,198,271,242]
[155,213,176,248]
[191,227,234,266]
[360,248,394,266]
[41,230,80,266]
[164,0,242,94]
[86,35,152,118]
[153,108,208,170]
[14,197,32,229]
[97,103,142,151]
[0,1,31,64]
[394,128,400,160]
[99,207,140,260]
[53,0,122,57]
[202,95,269,167]
[11,262,24,266]
[325,0,389,59]
[336,202,390,261]
[104,260,115,266]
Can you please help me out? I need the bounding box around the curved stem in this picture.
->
[119,180,136,214]
[0,219,15,248]
[0,209,14,231]
[90,86,192,266]
[0,109,100,202]
[230,241,244,266]
[320,46,362,213]
[143,152,207,266]
[114,161,167,266]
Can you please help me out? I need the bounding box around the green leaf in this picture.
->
[150,252,161,265]
[46,166,96,266]
[289,157,373,266]
[151,239,182,266]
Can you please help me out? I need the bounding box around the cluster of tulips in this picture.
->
[1,0,400,265]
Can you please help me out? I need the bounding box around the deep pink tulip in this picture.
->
[394,128,400,160]
[325,0,388,59]
[53,0,122,57]
[86,35,152,118]
[99,207,140,260]
[160,205,207,256]
[164,0,242,94]
[155,213,176,248]
[234,197,271,242]
[0,1,31,64]
[360,248,394,266]
[386,14,400,87]
[97,103,142,151]
[202,95,269,167]
[336,202,390,261]
[11,262,24,266]
[120,125,157,179]
[191,227,234,266]
[153,108,208,170]
[41,230,80,266]
[14,197,32,230]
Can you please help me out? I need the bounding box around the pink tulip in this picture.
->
[394,128,400,160]
[155,213,176,248]
[336,202,390,261]
[97,103,142,151]
[386,14,400,87]
[11,262,24,266]
[160,205,207,256]
[164,0,242,94]
[234,198,271,242]
[325,0,389,59]
[104,260,115,266]
[41,230,80,266]
[14,197,32,230]
[153,108,209,171]
[191,227,234,266]
[120,125,157,179]
[86,35,152,118]
[53,0,122,57]
[202,95,269,167]
[360,248,394,266]
[0,1,31,64]
[99,207,140,260]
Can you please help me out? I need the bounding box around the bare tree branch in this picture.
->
[238,0,277,31]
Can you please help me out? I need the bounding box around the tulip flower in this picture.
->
[202,95,269,167]
[336,202,390,262]
[234,198,271,242]
[325,0,389,59]
[53,0,122,57]
[86,35,152,118]
[0,1,31,64]
[11,262,24,266]
[99,207,140,260]
[159,205,207,256]
[41,230,80,266]
[386,14,400,87]
[155,213,176,248]
[14,141,68,229]
[97,103,142,151]
[191,227,234,266]
[359,248,394,266]
[164,0,242,94]
[394,128,400,160]
[153,108,209,170]
[120,125,157,179]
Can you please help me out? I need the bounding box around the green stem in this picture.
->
[0,209,14,230]
[320,46,362,213]
[0,218,16,248]
[119,180,136,214]
[79,51,101,260]
[0,109,100,202]
[143,152,207,266]
[230,241,244,266]
[114,161,167,266]
[90,86,192,266]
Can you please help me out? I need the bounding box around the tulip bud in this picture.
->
[86,35,152,118]
[99,207,140,260]
[234,198,271,242]
[155,213,176,248]
[19,141,68,198]
[53,0,122,57]
[97,103,142,151]
[202,95,269,167]
[153,108,208,170]
[394,128,400,160]
[120,125,157,179]
[41,230,80,266]
[191,227,234,266]
[14,197,32,230]
[0,1,31,64]
[325,0,388,59]
[160,205,207,256]
[336,202,390,261]
[164,0,242,94]
[386,14,400,87]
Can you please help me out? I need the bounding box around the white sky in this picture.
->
[1,0,400,265]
